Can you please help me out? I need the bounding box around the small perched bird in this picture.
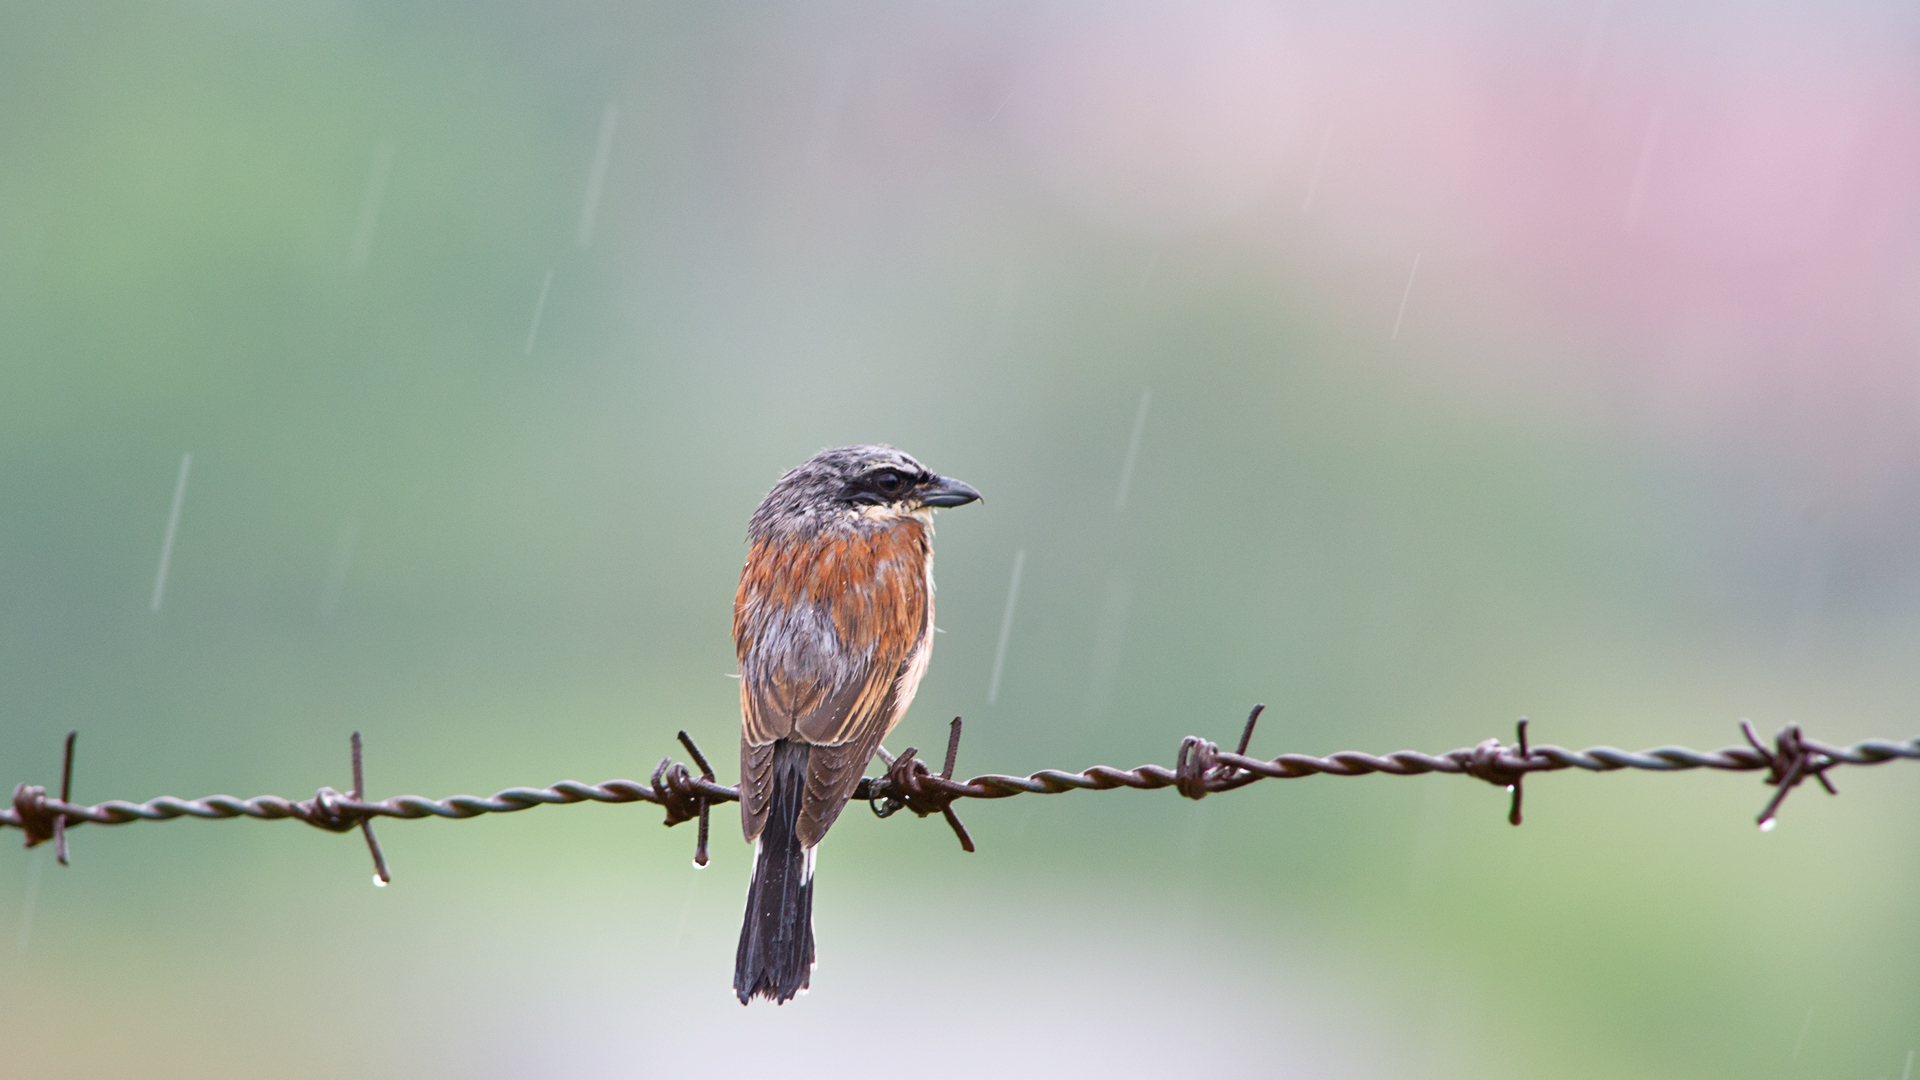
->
[732,445,981,1004]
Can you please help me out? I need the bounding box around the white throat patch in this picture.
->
[854,501,933,525]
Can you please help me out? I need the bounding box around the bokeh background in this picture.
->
[4,1,1920,1076]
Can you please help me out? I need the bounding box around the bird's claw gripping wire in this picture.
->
[864,717,976,853]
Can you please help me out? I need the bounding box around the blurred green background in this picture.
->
[4,2,1919,1077]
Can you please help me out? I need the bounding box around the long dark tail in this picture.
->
[734,740,815,1005]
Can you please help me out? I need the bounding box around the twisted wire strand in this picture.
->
[7,732,1917,835]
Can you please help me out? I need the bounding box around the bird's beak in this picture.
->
[918,475,982,508]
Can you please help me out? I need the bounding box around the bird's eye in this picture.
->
[870,469,908,495]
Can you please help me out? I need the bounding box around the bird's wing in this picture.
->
[793,640,929,847]
[736,672,870,842]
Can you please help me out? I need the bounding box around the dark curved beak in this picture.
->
[919,475,982,508]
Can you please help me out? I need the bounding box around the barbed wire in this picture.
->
[7,707,1918,881]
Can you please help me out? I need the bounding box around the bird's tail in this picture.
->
[734,741,815,1005]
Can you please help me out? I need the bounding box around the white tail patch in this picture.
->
[802,843,818,884]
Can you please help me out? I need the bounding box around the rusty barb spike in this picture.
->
[12,730,78,864]
[351,733,391,885]
[304,733,391,885]
[1509,718,1531,827]
[57,730,74,864]
[680,730,715,867]
[1175,703,1267,800]
[865,717,976,853]
[1742,720,1839,832]
[1455,718,1537,827]
[652,730,721,867]
[652,729,747,867]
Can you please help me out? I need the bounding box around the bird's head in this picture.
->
[750,445,981,540]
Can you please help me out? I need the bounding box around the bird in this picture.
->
[732,445,981,1004]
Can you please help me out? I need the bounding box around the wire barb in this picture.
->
[11,731,78,864]
[296,734,393,884]
[1741,720,1838,831]
[1176,703,1268,800]
[56,731,75,864]
[1510,719,1531,826]
[675,730,715,867]
[654,731,729,867]
[1235,703,1264,756]
[351,733,391,885]
[1446,718,1541,826]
